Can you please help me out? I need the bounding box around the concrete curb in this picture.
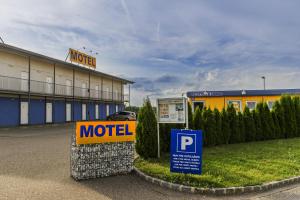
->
[133,167,300,196]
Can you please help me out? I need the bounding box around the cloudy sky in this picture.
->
[1,0,300,105]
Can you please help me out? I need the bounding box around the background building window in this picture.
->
[193,101,205,112]
[227,100,242,112]
[246,101,257,111]
[268,101,275,110]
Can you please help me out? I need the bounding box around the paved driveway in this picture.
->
[0,125,300,200]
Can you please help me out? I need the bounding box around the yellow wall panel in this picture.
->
[191,95,283,112]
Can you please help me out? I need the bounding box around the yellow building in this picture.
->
[187,89,300,112]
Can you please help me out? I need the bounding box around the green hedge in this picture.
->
[158,95,300,151]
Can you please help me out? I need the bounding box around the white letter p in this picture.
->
[181,136,193,150]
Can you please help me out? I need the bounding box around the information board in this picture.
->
[157,98,186,123]
[170,129,202,174]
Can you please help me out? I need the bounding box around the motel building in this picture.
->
[187,89,300,112]
[0,43,133,127]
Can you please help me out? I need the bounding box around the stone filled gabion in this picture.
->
[70,132,135,180]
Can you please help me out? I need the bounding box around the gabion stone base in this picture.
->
[71,133,134,180]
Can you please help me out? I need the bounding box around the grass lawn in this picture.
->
[134,138,300,188]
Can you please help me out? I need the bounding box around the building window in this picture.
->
[267,101,275,110]
[116,105,119,112]
[246,101,257,111]
[227,100,242,112]
[192,101,205,112]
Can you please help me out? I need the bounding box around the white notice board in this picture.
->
[157,97,186,123]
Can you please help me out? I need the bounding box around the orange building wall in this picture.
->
[191,95,282,111]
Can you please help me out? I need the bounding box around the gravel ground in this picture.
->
[0,124,299,200]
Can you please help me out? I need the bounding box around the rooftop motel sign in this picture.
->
[69,48,96,68]
[76,121,136,145]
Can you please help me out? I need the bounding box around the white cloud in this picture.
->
[1,0,300,106]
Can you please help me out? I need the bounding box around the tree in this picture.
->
[273,101,285,138]
[193,107,203,130]
[272,111,281,139]
[227,104,239,144]
[253,109,263,141]
[238,111,246,143]
[136,98,158,158]
[203,108,217,146]
[221,108,231,144]
[243,107,256,142]
[159,123,170,153]
[214,108,223,145]
[281,96,297,138]
[293,96,300,137]
[262,103,275,140]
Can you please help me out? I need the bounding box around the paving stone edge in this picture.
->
[133,167,300,196]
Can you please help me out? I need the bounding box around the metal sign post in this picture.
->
[157,97,188,158]
[185,97,189,129]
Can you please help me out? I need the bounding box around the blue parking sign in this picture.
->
[170,129,203,174]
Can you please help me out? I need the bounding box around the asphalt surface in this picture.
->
[0,125,300,200]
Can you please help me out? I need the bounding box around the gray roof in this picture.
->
[187,89,300,97]
[0,43,134,84]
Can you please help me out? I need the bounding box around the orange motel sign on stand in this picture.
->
[75,121,136,145]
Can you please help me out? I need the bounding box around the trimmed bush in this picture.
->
[238,111,245,143]
[203,108,217,146]
[193,107,203,130]
[293,96,300,137]
[221,108,231,144]
[272,111,281,139]
[244,107,256,142]
[273,101,286,138]
[227,104,239,144]
[214,108,223,145]
[253,109,263,141]
[136,98,158,158]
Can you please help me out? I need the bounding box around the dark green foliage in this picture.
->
[227,104,239,144]
[272,111,281,139]
[261,103,275,140]
[253,109,263,141]
[281,96,297,138]
[265,103,275,139]
[159,123,170,153]
[193,107,203,130]
[214,108,223,145]
[273,101,285,138]
[293,97,300,137]
[238,112,245,143]
[203,108,217,146]
[221,108,231,144]
[243,107,256,142]
[136,98,158,158]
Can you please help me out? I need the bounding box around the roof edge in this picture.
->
[0,43,134,84]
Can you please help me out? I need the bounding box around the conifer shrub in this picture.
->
[136,98,158,158]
